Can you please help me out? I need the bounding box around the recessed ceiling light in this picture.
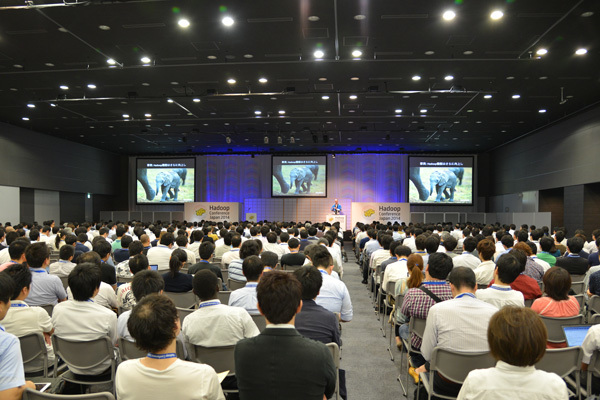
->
[243,54,253,59]
[144,113,151,118]
[141,56,151,64]
[227,78,236,84]
[442,10,456,21]
[27,104,35,108]
[13,64,23,68]
[142,82,150,86]
[106,58,116,65]
[349,95,357,100]
[322,95,330,100]
[539,76,548,80]
[348,121,354,124]
[351,49,362,58]
[463,50,473,55]
[326,121,332,124]
[581,11,594,17]
[270,97,277,100]
[506,76,515,80]
[483,94,492,99]
[258,77,268,83]
[222,16,234,26]
[348,110,355,113]
[318,77,327,82]
[170,81,179,85]
[122,114,129,118]
[254,110,262,115]
[412,75,421,81]
[314,50,325,58]
[395,109,402,113]
[207,55,217,60]
[350,77,359,81]
[575,48,588,55]
[44,63,54,67]
[59,85,68,90]
[167,99,174,103]
[539,109,547,113]
[87,84,96,89]
[278,110,285,114]
[354,14,366,20]
[50,103,56,107]
[512,94,521,99]
[308,15,320,22]
[444,75,454,81]
[490,10,504,20]
[467,109,474,112]
[193,98,201,102]
[58,27,68,33]
[536,48,548,56]
[476,121,482,124]
[178,18,190,28]
[98,25,110,30]
[420,109,428,113]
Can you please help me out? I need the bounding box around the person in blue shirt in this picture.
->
[228,255,264,315]
[331,199,342,215]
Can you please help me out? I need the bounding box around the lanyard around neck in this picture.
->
[147,353,177,359]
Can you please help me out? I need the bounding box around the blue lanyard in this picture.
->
[422,281,445,285]
[456,293,476,299]
[490,285,511,291]
[30,268,46,274]
[199,260,209,263]
[319,269,328,275]
[567,254,580,258]
[10,303,27,308]
[246,283,258,288]
[198,301,220,308]
[0,325,4,332]
[147,353,177,359]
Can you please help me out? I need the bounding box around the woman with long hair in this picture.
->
[161,249,192,293]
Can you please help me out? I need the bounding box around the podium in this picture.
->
[326,214,346,230]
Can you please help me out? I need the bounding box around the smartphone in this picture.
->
[150,265,158,271]
[35,383,51,392]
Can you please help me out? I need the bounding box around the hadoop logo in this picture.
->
[195,208,206,216]
[328,217,334,222]
[363,209,375,217]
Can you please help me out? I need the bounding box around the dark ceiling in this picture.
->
[0,0,598,155]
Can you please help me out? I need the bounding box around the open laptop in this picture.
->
[562,325,591,347]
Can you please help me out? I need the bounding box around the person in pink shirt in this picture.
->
[0,240,28,272]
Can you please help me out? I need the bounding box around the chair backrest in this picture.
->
[51,336,114,375]
[217,291,231,305]
[570,274,586,283]
[19,332,48,376]
[540,315,585,343]
[535,347,582,378]
[429,348,495,384]
[39,304,54,317]
[410,317,427,340]
[574,294,585,311]
[177,307,195,324]
[59,276,69,290]
[282,264,303,272]
[228,278,246,291]
[592,314,600,325]
[524,298,534,307]
[118,338,146,361]
[251,314,266,332]
[570,282,585,294]
[385,280,396,297]
[221,269,229,283]
[213,257,222,264]
[163,291,198,309]
[589,295,600,315]
[24,389,115,400]
[326,342,340,400]
[186,344,236,374]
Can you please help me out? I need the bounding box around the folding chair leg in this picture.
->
[387,320,395,361]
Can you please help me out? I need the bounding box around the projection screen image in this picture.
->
[136,158,195,204]
[408,156,473,204]
[272,155,327,197]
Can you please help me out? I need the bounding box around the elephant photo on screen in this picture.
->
[273,164,290,194]
[173,168,187,186]
[137,168,156,201]
[449,167,464,185]
[290,165,319,194]
[155,171,181,202]
[409,167,430,201]
[429,170,458,202]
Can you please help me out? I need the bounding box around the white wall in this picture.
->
[0,185,20,223]
[34,190,60,223]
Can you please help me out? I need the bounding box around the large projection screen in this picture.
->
[408,156,474,205]
[136,158,195,204]
[272,155,327,197]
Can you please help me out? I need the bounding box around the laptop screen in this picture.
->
[562,325,591,347]
[150,265,158,271]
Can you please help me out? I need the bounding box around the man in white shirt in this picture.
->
[188,230,203,259]
[147,232,174,271]
[382,245,411,290]
[403,228,417,253]
[476,253,524,308]
[52,263,117,376]
[228,256,263,315]
[175,235,196,265]
[48,245,77,277]
[452,237,481,270]
[263,232,286,259]
[222,234,242,267]
[312,247,353,322]
[474,239,497,286]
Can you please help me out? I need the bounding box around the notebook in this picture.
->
[562,325,591,347]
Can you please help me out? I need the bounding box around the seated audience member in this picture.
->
[494,234,514,263]
[116,294,224,400]
[382,245,411,290]
[75,233,91,254]
[117,254,150,311]
[235,271,336,400]
[221,234,242,267]
[441,235,459,259]
[65,234,83,262]
[113,235,132,263]
[417,267,498,397]
[188,242,224,283]
[589,236,600,268]
[452,237,481,270]
[0,239,28,272]
[555,235,588,275]
[92,240,117,288]
[0,273,36,397]
[532,267,579,340]
[52,263,117,377]
[457,306,568,400]
[513,242,545,282]
[259,251,278,272]
[474,239,496,286]
[162,249,192,293]
[280,238,306,267]
[68,252,118,310]
[117,270,165,341]
[188,230,203,259]
[263,232,286,259]
[175,235,197,265]
[228,255,264,315]
[182,270,259,347]
[476,254,524,308]
[228,240,260,283]
[394,253,424,297]
[538,236,558,267]
[2,264,55,373]
[214,232,232,259]
[491,249,542,300]
[380,240,401,273]
[311,246,353,322]
[48,244,76,277]
[24,242,67,306]
[147,232,175,271]
[116,240,145,279]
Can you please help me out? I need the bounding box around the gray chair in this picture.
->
[571,282,585,295]
[251,314,266,332]
[571,274,586,283]
[574,294,585,313]
[535,346,582,399]
[592,313,600,325]
[186,344,237,395]
[399,316,426,396]
[40,304,54,317]
[118,338,186,361]
[217,291,232,305]
[163,291,198,309]
[177,306,195,324]
[540,315,585,344]
[587,349,600,397]
[282,264,303,272]
[228,278,246,291]
[19,332,50,377]
[213,256,222,264]
[417,348,495,400]
[24,389,115,400]
[59,276,69,290]
[524,298,534,307]
[221,269,229,284]
[588,295,600,322]
[326,342,340,400]
[51,336,116,392]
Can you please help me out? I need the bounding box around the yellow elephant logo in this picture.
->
[328,217,334,222]
[364,209,375,217]
[196,208,206,216]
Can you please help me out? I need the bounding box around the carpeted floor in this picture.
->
[340,243,417,399]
